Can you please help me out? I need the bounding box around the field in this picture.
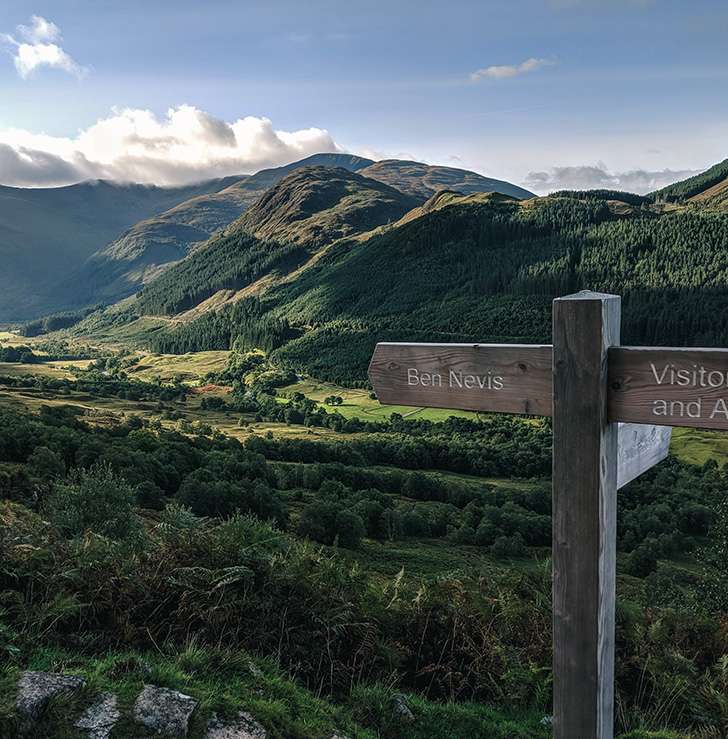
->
[3,351,728,738]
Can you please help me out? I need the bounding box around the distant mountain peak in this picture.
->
[359,160,535,201]
[230,165,421,248]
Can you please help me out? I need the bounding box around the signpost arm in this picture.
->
[552,292,620,739]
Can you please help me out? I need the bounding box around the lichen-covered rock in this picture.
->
[133,685,198,736]
[205,711,267,738]
[76,693,120,739]
[330,732,352,739]
[392,693,415,722]
[16,670,85,733]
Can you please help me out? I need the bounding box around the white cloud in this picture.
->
[523,163,704,195]
[470,57,555,82]
[0,105,344,187]
[359,147,417,162]
[1,15,89,79]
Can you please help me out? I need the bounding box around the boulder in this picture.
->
[392,693,415,722]
[133,684,198,736]
[76,693,120,739]
[16,670,85,733]
[205,711,266,738]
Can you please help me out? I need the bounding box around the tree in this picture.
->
[44,464,140,541]
[333,509,366,549]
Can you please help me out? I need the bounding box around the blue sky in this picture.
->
[0,0,726,193]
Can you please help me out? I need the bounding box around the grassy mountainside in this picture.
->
[132,167,421,317]
[650,157,728,205]
[103,169,728,386]
[6,154,542,324]
[48,155,376,310]
[0,178,245,322]
[230,166,422,247]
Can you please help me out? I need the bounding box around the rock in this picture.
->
[247,661,263,677]
[76,693,120,739]
[392,693,415,722]
[540,715,554,725]
[329,732,352,739]
[205,711,266,738]
[16,670,85,733]
[133,684,198,736]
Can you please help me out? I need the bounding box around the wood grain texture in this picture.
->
[552,292,620,739]
[616,423,672,489]
[609,347,728,429]
[368,342,553,416]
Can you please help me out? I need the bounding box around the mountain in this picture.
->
[132,166,421,317]
[230,166,421,248]
[650,158,728,206]
[46,155,376,310]
[58,155,536,306]
[0,177,246,322]
[5,154,534,321]
[65,160,725,387]
[358,159,535,201]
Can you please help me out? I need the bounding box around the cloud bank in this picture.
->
[0,105,343,187]
[523,164,704,195]
[470,57,555,82]
[1,15,89,79]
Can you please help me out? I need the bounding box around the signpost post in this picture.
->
[366,290,726,739]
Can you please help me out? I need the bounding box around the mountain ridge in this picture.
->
[2,154,535,321]
[51,160,728,387]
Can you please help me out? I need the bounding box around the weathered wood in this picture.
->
[616,423,672,490]
[367,342,552,416]
[552,292,620,739]
[609,347,728,429]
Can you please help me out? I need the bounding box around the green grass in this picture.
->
[278,378,483,423]
[0,644,559,739]
[669,427,728,467]
[0,361,92,380]
[124,351,230,383]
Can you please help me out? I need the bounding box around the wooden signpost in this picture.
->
[367,290,726,739]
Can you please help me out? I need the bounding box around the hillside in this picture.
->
[359,159,535,200]
[79,166,725,386]
[650,157,728,206]
[230,166,422,247]
[3,154,540,323]
[47,154,376,309]
[132,166,421,317]
[0,177,245,322]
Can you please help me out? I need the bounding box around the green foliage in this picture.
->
[43,464,140,542]
[650,158,728,202]
[20,304,104,337]
[135,231,311,316]
[693,495,728,613]
[0,345,38,363]
[120,190,728,386]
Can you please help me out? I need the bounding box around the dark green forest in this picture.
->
[125,189,728,386]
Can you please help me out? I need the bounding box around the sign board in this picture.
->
[368,342,672,489]
[616,423,672,489]
[366,291,719,739]
[609,347,728,429]
[368,342,552,416]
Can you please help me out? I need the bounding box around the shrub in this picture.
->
[43,464,140,541]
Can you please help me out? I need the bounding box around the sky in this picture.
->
[0,0,726,194]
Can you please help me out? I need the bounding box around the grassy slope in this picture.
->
[45,156,378,313]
